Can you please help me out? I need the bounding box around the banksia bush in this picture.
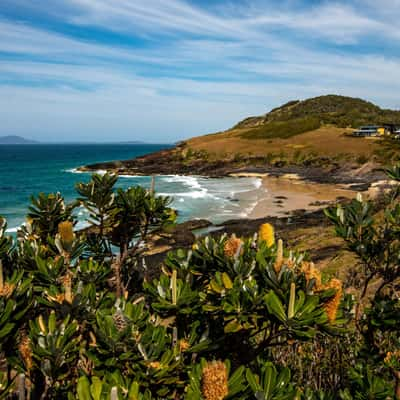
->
[202,360,229,400]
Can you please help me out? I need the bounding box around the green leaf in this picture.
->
[276,367,290,390]
[77,376,92,400]
[210,279,223,294]
[222,272,233,289]
[246,369,261,392]
[263,364,277,399]
[224,319,242,333]
[90,376,103,400]
[265,291,286,322]
[128,381,140,400]
[48,311,56,333]
[0,322,14,340]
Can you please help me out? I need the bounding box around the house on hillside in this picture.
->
[352,126,382,137]
[352,124,398,137]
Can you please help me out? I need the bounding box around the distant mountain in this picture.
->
[0,135,39,144]
[118,140,147,144]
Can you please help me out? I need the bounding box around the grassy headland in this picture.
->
[185,94,400,165]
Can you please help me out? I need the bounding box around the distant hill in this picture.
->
[118,140,147,144]
[232,95,400,140]
[185,95,400,162]
[0,135,39,144]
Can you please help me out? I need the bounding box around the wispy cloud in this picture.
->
[0,0,399,141]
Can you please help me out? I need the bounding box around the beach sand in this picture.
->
[239,175,357,219]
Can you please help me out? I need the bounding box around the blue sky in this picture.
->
[1,0,400,143]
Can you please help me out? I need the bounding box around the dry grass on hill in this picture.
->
[186,126,380,158]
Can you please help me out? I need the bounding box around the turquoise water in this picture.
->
[0,144,262,232]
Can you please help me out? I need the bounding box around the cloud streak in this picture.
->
[0,0,399,142]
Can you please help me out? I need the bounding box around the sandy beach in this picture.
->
[237,174,358,219]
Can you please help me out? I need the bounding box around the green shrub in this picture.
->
[240,117,321,140]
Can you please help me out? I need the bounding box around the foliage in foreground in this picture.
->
[0,167,398,399]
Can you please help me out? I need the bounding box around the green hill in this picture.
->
[234,95,400,140]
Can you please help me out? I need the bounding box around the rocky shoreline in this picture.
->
[78,144,386,189]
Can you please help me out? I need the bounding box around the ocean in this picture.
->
[0,144,263,233]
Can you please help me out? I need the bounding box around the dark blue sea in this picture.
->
[0,144,262,232]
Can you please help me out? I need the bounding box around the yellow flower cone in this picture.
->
[223,235,242,258]
[323,278,342,323]
[202,360,229,400]
[58,221,74,245]
[259,223,275,247]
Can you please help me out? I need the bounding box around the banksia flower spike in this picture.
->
[0,283,15,298]
[384,351,400,364]
[202,360,229,400]
[46,292,65,304]
[179,339,190,352]
[171,270,177,305]
[0,261,14,298]
[258,223,275,247]
[112,309,128,332]
[58,221,75,246]
[323,278,342,323]
[148,361,161,370]
[274,238,284,273]
[223,235,242,258]
[110,387,118,400]
[60,273,73,304]
[301,262,322,290]
[288,282,296,319]
[19,335,33,371]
